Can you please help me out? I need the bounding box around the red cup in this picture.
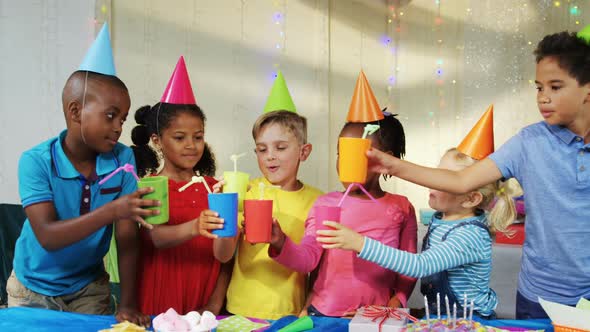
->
[315,206,341,231]
[244,199,273,243]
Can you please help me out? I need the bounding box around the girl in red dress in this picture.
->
[130,59,237,315]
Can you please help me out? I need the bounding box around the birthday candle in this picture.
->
[469,299,474,324]
[424,295,430,326]
[463,293,467,320]
[453,303,457,328]
[436,293,441,320]
[445,295,450,322]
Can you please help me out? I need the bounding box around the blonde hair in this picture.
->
[252,110,308,145]
[446,148,516,234]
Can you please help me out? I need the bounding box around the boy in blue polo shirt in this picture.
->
[364,26,590,319]
[6,24,155,326]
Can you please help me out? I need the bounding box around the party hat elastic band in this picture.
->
[263,71,296,113]
[79,23,116,76]
[457,104,494,160]
[346,71,384,123]
[161,56,197,105]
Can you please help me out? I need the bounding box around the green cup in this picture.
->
[137,176,169,224]
[222,171,249,211]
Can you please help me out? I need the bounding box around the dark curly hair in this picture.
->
[534,31,590,85]
[131,102,216,177]
[343,111,406,159]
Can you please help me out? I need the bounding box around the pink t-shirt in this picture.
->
[270,191,417,316]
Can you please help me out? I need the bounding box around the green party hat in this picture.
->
[263,71,297,113]
[577,24,590,45]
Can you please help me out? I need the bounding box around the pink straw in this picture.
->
[337,183,378,207]
[338,183,356,207]
[99,163,140,185]
[355,183,378,203]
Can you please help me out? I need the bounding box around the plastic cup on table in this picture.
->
[208,192,238,238]
[338,137,371,184]
[137,176,169,224]
[222,171,249,211]
[244,199,273,243]
[315,206,341,231]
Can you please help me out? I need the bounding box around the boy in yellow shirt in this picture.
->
[225,72,323,320]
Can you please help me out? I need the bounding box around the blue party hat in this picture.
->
[78,23,116,76]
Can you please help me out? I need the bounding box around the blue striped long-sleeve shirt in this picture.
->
[358,213,498,316]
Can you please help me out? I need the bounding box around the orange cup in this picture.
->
[244,199,273,243]
[338,137,371,184]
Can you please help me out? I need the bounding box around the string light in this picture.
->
[93,0,110,31]
[271,0,286,78]
[434,0,445,121]
[386,0,401,112]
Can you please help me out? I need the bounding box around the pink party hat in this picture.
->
[160,56,197,104]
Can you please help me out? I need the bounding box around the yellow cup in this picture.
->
[338,137,371,184]
[223,171,250,211]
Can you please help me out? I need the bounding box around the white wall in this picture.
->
[0,0,95,203]
[2,0,588,212]
[112,0,331,191]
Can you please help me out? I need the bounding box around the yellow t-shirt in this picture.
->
[226,177,323,320]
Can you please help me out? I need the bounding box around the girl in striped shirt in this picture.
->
[317,148,516,319]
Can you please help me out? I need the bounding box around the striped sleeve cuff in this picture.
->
[358,236,379,261]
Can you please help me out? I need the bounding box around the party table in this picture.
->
[0,307,553,332]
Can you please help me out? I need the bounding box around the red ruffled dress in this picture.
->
[137,176,220,315]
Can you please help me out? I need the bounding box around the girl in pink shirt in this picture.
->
[268,112,417,317]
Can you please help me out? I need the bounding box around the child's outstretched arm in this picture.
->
[114,220,150,326]
[367,148,502,194]
[148,209,223,249]
[317,222,489,278]
[268,218,323,273]
[23,187,159,251]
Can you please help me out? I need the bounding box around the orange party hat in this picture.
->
[457,104,494,160]
[346,71,384,123]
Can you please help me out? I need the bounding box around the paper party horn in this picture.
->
[277,316,313,332]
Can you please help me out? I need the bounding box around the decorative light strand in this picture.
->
[272,0,287,78]
[433,0,444,127]
[386,0,401,113]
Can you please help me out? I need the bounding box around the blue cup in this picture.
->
[208,192,238,237]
